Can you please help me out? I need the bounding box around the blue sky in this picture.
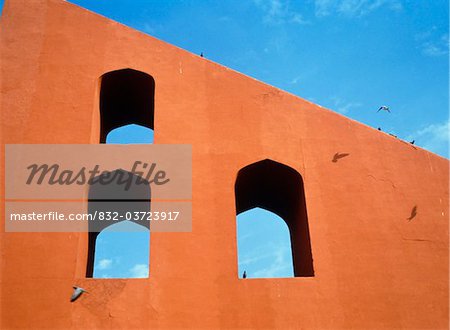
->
[100,125,294,279]
[237,208,294,278]
[2,1,446,155]
[61,0,449,157]
[99,125,295,279]
[92,125,152,279]
[1,0,448,278]
[93,219,150,278]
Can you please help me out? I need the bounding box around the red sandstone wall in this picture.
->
[1,0,448,328]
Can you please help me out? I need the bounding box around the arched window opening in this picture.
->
[235,159,314,278]
[86,169,151,278]
[88,70,154,278]
[99,68,155,143]
[237,207,294,278]
[93,221,149,278]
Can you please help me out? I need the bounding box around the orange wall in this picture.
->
[1,0,448,328]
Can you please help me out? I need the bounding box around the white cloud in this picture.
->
[337,101,362,114]
[315,0,333,17]
[97,258,112,270]
[253,247,291,278]
[129,264,149,278]
[239,249,277,266]
[254,0,309,25]
[416,121,449,140]
[290,13,309,24]
[421,34,449,57]
[141,23,156,35]
[415,28,448,57]
[290,75,302,84]
[314,0,402,17]
[331,96,362,114]
[410,120,449,157]
[238,239,294,278]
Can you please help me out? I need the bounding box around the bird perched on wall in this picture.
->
[378,127,382,131]
[200,52,204,57]
[377,105,390,113]
[70,286,88,302]
[410,140,415,145]
[242,271,247,279]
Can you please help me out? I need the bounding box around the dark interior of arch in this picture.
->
[100,68,155,143]
[235,159,314,277]
[86,169,151,277]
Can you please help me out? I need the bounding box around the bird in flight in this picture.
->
[70,286,88,302]
[332,152,350,163]
[377,106,390,113]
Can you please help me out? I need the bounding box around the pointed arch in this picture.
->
[235,159,314,277]
[93,220,150,278]
[99,68,155,143]
[86,169,151,278]
[237,207,294,278]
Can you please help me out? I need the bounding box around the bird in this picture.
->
[332,152,350,163]
[410,140,415,145]
[377,105,390,113]
[242,271,247,279]
[377,127,382,131]
[70,286,88,302]
[200,52,204,57]
[407,206,417,221]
